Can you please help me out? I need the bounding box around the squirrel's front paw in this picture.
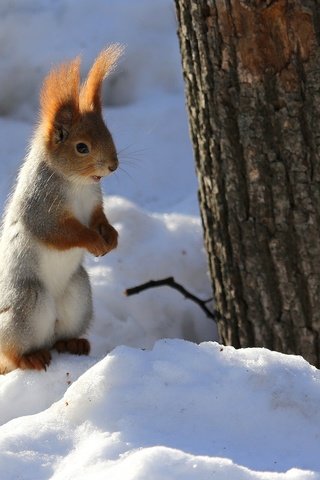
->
[87,233,110,257]
[99,223,118,252]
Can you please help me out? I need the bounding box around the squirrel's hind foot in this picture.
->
[0,348,51,373]
[18,349,51,371]
[54,338,90,356]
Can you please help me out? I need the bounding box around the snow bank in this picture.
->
[1,341,320,479]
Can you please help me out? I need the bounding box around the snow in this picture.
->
[0,1,319,479]
[1,341,320,479]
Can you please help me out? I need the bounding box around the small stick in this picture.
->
[124,276,215,321]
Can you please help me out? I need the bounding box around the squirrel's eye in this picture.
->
[76,142,89,154]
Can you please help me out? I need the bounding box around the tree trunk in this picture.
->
[175,0,320,366]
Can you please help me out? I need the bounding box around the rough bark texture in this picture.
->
[175,0,320,366]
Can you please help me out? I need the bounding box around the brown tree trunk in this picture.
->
[175,0,320,366]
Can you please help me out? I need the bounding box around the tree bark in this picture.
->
[175,0,320,366]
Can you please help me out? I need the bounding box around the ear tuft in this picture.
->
[80,44,124,112]
[40,57,81,142]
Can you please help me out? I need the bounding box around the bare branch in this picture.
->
[124,276,215,322]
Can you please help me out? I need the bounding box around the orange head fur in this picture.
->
[80,45,124,112]
[40,56,81,143]
[39,45,123,184]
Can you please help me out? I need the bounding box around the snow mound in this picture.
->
[1,340,320,479]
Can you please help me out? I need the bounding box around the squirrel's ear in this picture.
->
[80,45,124,112]
[40,57,81,144]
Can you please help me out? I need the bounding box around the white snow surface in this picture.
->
[0,1,319,479]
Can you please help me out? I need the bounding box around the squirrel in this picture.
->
[0,46,123,373]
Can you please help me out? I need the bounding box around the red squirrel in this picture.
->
[0,46,123,373]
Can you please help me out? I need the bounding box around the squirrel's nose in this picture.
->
[108,157,118,172]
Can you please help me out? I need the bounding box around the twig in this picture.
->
[124,276,215,321]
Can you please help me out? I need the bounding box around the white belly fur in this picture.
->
[38,183,100,297]
[68,183,101,226]
[37,244,84,297]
